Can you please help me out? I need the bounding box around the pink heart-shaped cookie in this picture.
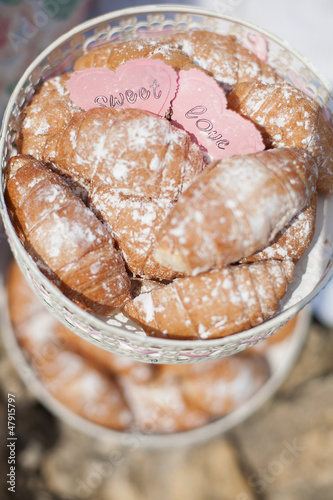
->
[66,59,178,117]
[172,69,265,159]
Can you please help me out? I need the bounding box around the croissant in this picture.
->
[243,194,317,264]
[74,36,197,73]
[42,106,204,279]
[166,30,282,89]
[8,261,271,432]
[5,155,131,314]
[117,351,270,431]
[154,147,317,275]
[21,74,82,160]
[124,259,294,340]
[228,81,333,194]
[47,106,204,199]
[118,372,209,433]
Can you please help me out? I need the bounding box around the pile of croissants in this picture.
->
[5,30,333,340]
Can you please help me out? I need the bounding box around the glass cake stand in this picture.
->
[1,5,332,364]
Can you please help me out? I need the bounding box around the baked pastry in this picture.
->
[117,352,270,432]
[47,107,205,199]
[154,147,317,275]
[91,190,177,279]
[20,30,281,164]
[5,155,131,314]
[41,106,205,279]
[118,372,209,433]
[178,354,269,417]
[165,30,282,88]
[124,259,294,340]
[228,81,333,194]
[73,36,197,73]
[21,74,82,160]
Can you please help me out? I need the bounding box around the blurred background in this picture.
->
[1,1,333,499]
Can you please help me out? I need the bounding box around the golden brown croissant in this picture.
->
[74,36,197,73]
[40,350,132,430]
[118,372,209,433]
[42,106,204,279]
[166,30,282,89]
[154,147,317,275]
[119,351,269,432]
[124,259,294,340]
[48,106,204,199]
[228,81,333,194]
[8,261,271,432]
[5,155,131,314]
[21,74,82,160]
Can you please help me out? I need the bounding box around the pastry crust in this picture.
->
[74,37,197,73]
[21,74,82,160]
[90,189,177,279]
[49,107,205,199]
[167,30,282,88]
[6,261,132,430]
[228,81,333,194]
[124,260,294,340]
[5,155,131,314]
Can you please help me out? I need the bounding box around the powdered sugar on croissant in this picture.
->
[74,31,281,91]
[124,260,294,340]
[74,37,197,73]
[50,107,205,199]
[5,155,131,314]
[165,30,282,88]
[21,74,82,160]
[154,147,317,275]
[90,189,177,279]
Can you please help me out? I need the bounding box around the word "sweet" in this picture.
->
[95,80,162,108]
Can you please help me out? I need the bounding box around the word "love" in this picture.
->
[185,106,230,150]
[172,68,265,159]
[95,80,162,108]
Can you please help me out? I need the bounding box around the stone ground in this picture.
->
[0,318,333,500]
